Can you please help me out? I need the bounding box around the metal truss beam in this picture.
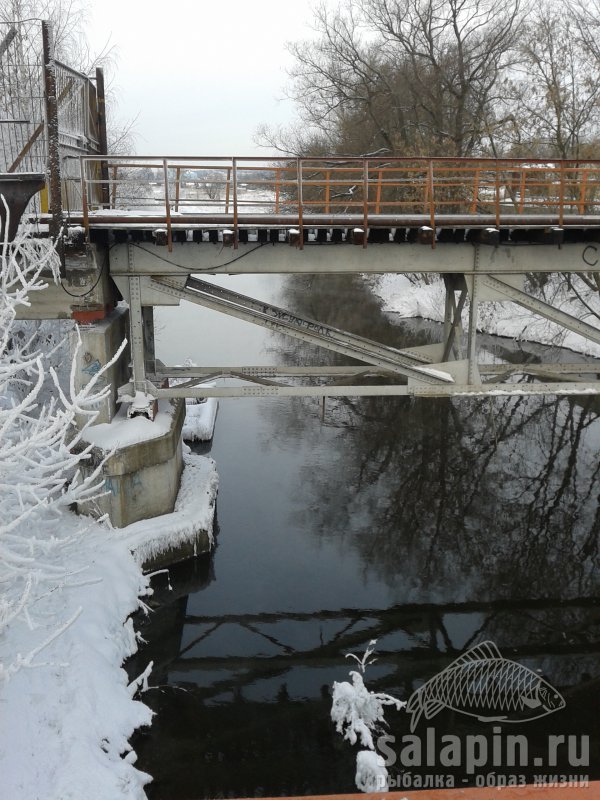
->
[122,271,600,404]
[482,275,600,346]
[152,363,600,382]
[145,276,453,386]
[126,380,600,400]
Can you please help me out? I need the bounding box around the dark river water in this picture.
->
[129,274,600,799]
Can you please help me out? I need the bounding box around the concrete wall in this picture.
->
[15,243,118,321]
[71,304,130,424]
[79,399,186,528]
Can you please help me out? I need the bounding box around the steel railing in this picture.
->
[74,155,600,249]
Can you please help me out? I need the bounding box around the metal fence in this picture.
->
[0,19,101,218]
[76,155,600,248]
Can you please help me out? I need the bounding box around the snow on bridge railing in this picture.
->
[74,155,600,249]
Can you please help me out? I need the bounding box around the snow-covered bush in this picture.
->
[0,203,125,682]
[331,640,405,793]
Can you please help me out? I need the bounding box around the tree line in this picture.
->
[258,0,600,160]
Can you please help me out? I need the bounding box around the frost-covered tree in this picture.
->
[331,641,405,793]
[0,202,125,682]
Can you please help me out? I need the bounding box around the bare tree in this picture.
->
[509,0,600,158]
[260,0,524,157]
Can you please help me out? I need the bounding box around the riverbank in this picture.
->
[0,450,218,800]
[371,273,600,357]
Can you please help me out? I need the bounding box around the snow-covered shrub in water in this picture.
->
[331,640,405,792]
[0,205,125,682]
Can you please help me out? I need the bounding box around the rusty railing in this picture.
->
[76,155,600,250]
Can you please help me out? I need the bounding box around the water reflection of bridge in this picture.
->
[131,559,600,798]
[131,551,599,705]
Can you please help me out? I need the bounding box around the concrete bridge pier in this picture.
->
[71,300,188,532]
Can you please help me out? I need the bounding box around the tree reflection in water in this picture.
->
[134,273,600,798]
[272,274,600,605]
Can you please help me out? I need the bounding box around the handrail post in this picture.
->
[519,168,526,214]
[428,160,436,249]
[559,161,565,227]
[232,158,238,249]
[162,158,173,252]
[297,158,304,250]
[111,165,118,208]
[470,168,480,214]
[174,166,181,212]
[579,167,589,215]
[80,156,89,240]
[274,167,281,214]
[325,169,331,214]
[362,159,369,248]
[225,166,231,214]
[495,160,501,228]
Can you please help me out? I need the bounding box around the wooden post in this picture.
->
[42,21,64,270]
[95,67,110,208]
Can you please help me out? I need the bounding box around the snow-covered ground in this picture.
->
[0,449,218,800]
[372,273,600,357]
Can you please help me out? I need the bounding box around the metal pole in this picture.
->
[129,275,147,392]
[95,67,110,208]
[41,21,64,271]
[443,278,454,353]
[467,262,481,385]
[142,306,156,375]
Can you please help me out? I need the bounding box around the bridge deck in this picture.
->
[68,155,600,248]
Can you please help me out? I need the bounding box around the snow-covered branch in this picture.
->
[331,641,405,793]
[0,205,126,681]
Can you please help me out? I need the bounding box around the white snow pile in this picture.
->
[372,273,600,356]
[82,398,177,450]
[173,365,218,443]
[0,516,154,800]
[122,448,219,565]
[182,397,218,442]
[331,641,405,794]
[355,750,390,793]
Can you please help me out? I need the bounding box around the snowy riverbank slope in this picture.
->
[372,274,600,357]
[0,449,218,800]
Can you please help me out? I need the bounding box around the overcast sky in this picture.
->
[87,0,324,155]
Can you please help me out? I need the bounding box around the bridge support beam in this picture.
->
[115,272,600,402]
[442,275,467,361]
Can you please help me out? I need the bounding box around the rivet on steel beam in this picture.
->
[417,226,435,245]
[287,228,300,247]
[222,229,234,247]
